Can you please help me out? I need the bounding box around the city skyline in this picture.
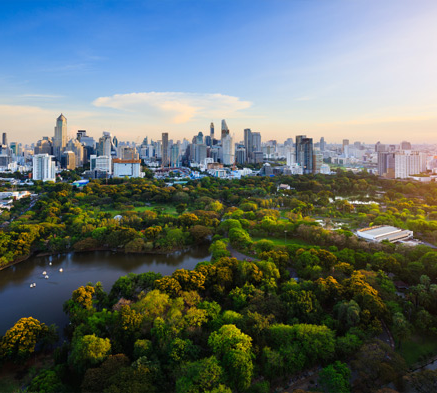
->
[1,0,436,144]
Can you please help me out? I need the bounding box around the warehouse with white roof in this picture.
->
[357,226,413,243]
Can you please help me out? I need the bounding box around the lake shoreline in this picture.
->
[0,243,209,272]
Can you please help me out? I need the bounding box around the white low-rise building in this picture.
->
[357,225,413,243]
[113,159,144,178]
[90,155,112,174]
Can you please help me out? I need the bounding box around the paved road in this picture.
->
[227,244,259,261]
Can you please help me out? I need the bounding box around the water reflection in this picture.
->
[0,246,211,335]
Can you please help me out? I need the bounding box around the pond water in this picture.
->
[0,247,211,335]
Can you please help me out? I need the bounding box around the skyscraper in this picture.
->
[320,137,325,151]
[210,122,214,140]
[222,134,235,165]
[342,139,349,152]
[33,153,56,182]
[53,114,67,161]
[295,135,313,174]
[97,132,112,157]
[2,132,7,146]
[162,132,169,167]
[252,132,261,154]
[244,128,253,162]
[400,141,412,151]
[221,120,229,139]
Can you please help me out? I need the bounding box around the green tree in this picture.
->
[0,317,52,362]
[175,356,226,393]
[69,334,111,373]
[319,361,351,393]
[208,324,254,391]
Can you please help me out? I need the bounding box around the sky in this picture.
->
[0,0,436,145]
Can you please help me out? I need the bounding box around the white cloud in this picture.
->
[92,92,252,123]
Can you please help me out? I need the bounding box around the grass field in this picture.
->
[252,236,309,246]
[399,334,437,366]
[103,204,178,216]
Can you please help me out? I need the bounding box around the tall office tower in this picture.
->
[162,132,169,167]
[142,137,148,146]
[222,134,235,165]
[295,135,313,174]
[313,153,323,174]
[400,141,412,151]
[252,132,261,153]
[34,137,53,155]
[244,129,253,162]
[76,130,87,141]
[342,139,349,152]
[375,141,386,152]
[32,153,56,182]
[221,120,229,139]
[196,132,204,144]
[170,144,180,167]
[236,148,247,165]
[66,139,85,167]
[377,152,396,177]
[97,132,112,157]
[2,132,7,146]
[286,150,296,166]
[53,114,67,161]
[284,138,293,147]
[320,137,325,151]
[205,135,212,147]
[210,122,214,140]
[113,136,118,148]
[120,146,139,160]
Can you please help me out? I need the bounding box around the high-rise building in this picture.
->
[162,132,169,167]
[210,122,214,140]
[222,134,235,165]
[34,137,53,155]
[286,150,296,167]
[236,148,246,165]
[342,139,349,152]
[2,132,7,146]
[320,137,325,151]
[295,135,313,174]
[62,151,76,170]
[66,139,85,167]
[170,144,180,167]
[252,132,261,154]
[33,153,56,182]
[90,154,112,174]
[395,152,427,179]
[377,152,395,177]
[375,142,386,152]
[400,141,412,151]
[284,138,293,147]
[244,129,253,162]
[53,114,67,161]
[119,146,139,160]
[313,153,323,174]
[196,132,204,144]
[97,132,112,157]
[221,120,229,139]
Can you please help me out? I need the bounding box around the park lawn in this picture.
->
[252,236,309,247]
[102,204,177,216]
[399,334,437,366]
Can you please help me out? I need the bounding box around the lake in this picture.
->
[0,247,211,335]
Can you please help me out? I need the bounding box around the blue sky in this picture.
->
[1,0,436,144]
